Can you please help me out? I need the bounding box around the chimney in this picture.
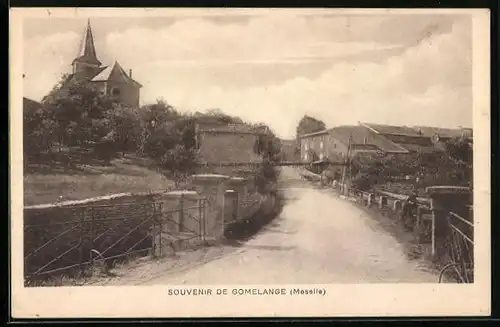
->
[129,69,132,78]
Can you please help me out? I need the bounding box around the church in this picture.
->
[63,20,142,108]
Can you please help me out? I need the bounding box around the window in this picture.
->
[320,141,324,149]
[319,153,324,160]
[111,87,121,97]
[304,142,309,150]
[304,153,308,161]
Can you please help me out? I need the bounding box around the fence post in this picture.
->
[198,198,203,241]
[179,193,185,232]
[431,200,436,257]
[79,207,85,274]
[415,206,422,238]
[90,206,95,265]
[151,203,157,258]
[191,174,230,242]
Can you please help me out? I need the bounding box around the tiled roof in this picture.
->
[412,126,473,139]
[23,97,41,113]
[90,65,113,81]
[402,143,444,154]
[299,129,329,138]
[362,123,423,136]
[91,61,143,87]
[196,122,268,135]
[328,125,409,153]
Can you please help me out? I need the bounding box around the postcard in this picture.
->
[10,7,490,318]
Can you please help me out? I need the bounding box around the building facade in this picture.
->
[195,122,268,166]
[360,123,469,154]
[299,125,409,163]
[61,20,142,108]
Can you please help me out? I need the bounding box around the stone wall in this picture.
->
[197,132,262,164]
[24,171,279,281]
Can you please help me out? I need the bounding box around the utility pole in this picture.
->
[340,134,352,195]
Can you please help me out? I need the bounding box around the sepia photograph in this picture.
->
[10,7,490,318]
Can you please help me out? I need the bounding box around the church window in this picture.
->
[111,87,121,96]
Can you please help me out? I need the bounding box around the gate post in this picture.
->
[426,186,472,259]
[229,177,246,219]
[379,196,387,209]
[192,174,230,243]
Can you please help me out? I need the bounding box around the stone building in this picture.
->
[59,20,142,108]
[360,123,440,154]
[195,122,268,167]
[299,125,408,163]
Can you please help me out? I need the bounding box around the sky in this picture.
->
[22,11,472,139]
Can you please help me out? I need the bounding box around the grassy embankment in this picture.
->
[24,154,175,206]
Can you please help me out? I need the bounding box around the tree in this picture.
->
[41,75,116,148]
[160,144,200,187]
[23,99,58,158]
[296,115,326,138]
[105,104,142,155]
[445,136,473,165]
[199,108,244,125]
[295,115,326,154]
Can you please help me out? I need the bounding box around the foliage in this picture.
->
[295,115,326,140]
[42,75,117,147]
[23,99,58,157]
[295,115,326,155]
[253,128,282,193]
[445,136,473,165]
[349,142,473,193]
[26,75,282,193]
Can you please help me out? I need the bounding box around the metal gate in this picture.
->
[24,195,209,285]
[439,211,474,283]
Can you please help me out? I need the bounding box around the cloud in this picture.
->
[138,17,472,138]
[23,31,80,100]
[22,14,472,139]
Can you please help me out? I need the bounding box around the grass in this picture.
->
[24,154,175,206]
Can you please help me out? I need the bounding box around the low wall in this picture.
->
[24,171,279,282]
[24,193,161,281]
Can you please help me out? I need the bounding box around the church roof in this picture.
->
[72,19,101,66]
[90,61,142,87]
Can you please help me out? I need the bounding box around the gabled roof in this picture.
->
[23,97,42,113]
[412,126,473,140]
[402,143,444,154]
[329,125,409,154]
[361,122,423,137]
[90,61,143,88]
[195,122,267,135]
[72,20,101,66]
[298,129,329,138]
[90,65,113,81]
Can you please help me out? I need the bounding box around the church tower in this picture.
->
[72,19,102,77]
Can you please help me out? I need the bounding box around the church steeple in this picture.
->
[72,19,102,73]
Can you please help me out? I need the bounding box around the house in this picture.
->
[279,139,299,161]
[195,122,268,167]
[412,126,473,144]
[54,20,142,108]
[360,122,442,154]
[298,125,408,163]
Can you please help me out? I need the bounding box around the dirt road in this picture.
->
[140,167,439,285]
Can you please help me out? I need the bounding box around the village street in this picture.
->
[140,167,440,285]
